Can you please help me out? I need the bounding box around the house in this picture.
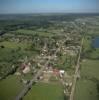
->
[59,70,65,74]
[59,70,65,77]
[23,66,30,74]
[20,62,31,74]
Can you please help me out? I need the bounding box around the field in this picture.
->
[0,75,24,100]
[0,41,30,49]
[74,20,99,100]
[81,60,99,79]
[12,29,56,37]
[24,82,64,100]
[74,59,99,100]
[0,14,99,100]
[0,41,37,57]
[0,40,37,77]
[74,79,98,100]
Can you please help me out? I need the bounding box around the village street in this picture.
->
[15,42,61,100]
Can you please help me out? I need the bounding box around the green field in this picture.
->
[0,40,38,77]
[74,24,99,100]
[81,60,99,79]
[74,79,98,100]
[82,34,99,59]
[0,75,24,100]
[0,41,36,57]
[24,82,64,100]
[89,48,99,59]
[74,59,99,100]
[12,29,55,37]
[0,41,31,49]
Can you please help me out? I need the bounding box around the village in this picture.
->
[0,14,85,100]
[0,0,99,99]
[13,28,81,100]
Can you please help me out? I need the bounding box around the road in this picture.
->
[69,37,84,100]
[15,46,59,100]
[15,58,50,100]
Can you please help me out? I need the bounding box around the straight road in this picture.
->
[15,59,50,100]
[15,46,59,100]
[69,37,84,100]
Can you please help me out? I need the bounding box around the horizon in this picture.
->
[0,12,99,15]
[0,0,99,14]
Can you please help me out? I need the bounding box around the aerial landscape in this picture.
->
[0,0,99,100]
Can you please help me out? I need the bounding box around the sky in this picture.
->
[0,0,99,14]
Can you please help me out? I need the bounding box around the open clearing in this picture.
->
[24,82,64,100]
[74,60,99,100]
[0,75,24,100]
[12,29,55,37]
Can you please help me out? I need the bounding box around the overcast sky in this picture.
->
[0,0,99,14]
